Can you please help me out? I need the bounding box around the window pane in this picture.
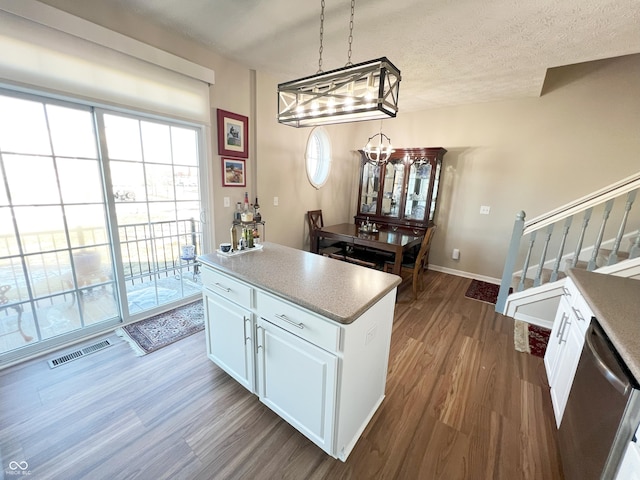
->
[14,206,68,255]
[141,121,172,164]
[26,251,72,297]
[104,114,142,161]
[66,205,109,248]
[58,158,105,204]
[47,105,97,159]
[146,164,175,201]
[171,126,198,166]
[0,257,28,302]
[0,207,18,257]
[175,166,199,201]
[110,160,145,203]
[4,155,60,205]
[0,95,51,155]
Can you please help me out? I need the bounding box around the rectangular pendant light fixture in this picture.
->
[277,57,401,128]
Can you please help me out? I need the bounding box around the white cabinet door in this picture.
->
[549,318,583,427]
[256,317,337,454]
[204,291,255,392]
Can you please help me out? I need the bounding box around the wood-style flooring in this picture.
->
[0,271,563,479]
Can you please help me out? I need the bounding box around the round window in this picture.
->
[305,127,332,189]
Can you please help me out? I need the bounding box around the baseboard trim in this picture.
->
[429,265,501,285]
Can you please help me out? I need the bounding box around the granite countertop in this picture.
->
[198,242,401,324]
[567,268,640,382]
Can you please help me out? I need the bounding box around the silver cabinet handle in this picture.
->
[556,312,568,339]
[213,282,231,293]
[562,286,571,297]
[559,314,571,345]
[572,306,586,323]
[244,316,251,345]
[275,313,304,329]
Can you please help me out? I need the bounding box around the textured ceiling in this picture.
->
[39,0,640,112]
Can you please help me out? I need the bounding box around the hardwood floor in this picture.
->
[0,271,563,479]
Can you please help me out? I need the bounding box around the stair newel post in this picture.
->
[518,231,537,292]
[550,216,573,282]
[587,199,615,271]
[607,189,637,266]
[630,230,640,259]
[534,224,554,287]
[496,211,526,313]
[571,208,593,268]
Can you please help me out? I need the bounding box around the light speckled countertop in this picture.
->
[198,242,401,324]
[567,269,640,382]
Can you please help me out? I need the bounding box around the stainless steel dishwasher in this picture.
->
[558,319,640,480]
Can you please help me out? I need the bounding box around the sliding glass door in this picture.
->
[0,90,205,361]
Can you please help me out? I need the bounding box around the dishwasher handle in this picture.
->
[585,322,631,396]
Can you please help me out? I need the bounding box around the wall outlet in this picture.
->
[365,324,377,345]
[223,196,230,207]
[273,196,279,206]
[452,248,460,260]
[480,205,491,215]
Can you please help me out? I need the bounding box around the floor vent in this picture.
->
[48,338,114,368]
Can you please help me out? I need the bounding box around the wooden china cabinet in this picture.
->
[355,147,447,234]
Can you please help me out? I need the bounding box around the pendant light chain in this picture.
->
[346,0,355,66]
[317,0,325,73]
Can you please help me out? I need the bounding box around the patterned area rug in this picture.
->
[116,300,204,356]
[464,279,506,304]
[514,320,551,358]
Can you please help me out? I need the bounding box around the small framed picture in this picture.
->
[217,109,248,158]
[222,158,246,187]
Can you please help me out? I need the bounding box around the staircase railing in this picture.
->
[496,172,640,313]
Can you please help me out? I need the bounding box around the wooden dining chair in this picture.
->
[385,224,437,299]
[307,210,343,254]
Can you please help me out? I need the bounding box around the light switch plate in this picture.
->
[223,197,230,207]
[273,196,279,206]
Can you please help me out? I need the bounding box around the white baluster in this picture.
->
[518,231,536,292]
[587,199,614,271]
[629,230,640,259]
[550,216,572,282]
[534,224,554,287]
[571,208,592,268]
[607,189,637,265]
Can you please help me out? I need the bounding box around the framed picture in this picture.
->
[222,158,246,187]
[217,109,248,158]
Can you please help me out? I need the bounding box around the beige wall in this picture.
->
[256,55,640,280]
[30,3,640,280]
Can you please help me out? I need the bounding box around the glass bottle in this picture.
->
[234,202,242,222]
[254,197,262,222]
[244,192,249,212]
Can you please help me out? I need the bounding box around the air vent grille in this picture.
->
[48,338,114,368]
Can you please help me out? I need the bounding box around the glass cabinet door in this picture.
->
[381,162,404,218]
[404,161,431,222]
[359,162,380,215]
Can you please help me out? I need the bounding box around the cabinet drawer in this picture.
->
[202,267,252,309]
[257,291,340,353]
[571,293,594,335]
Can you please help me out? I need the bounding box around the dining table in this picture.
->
[311,223,424,276]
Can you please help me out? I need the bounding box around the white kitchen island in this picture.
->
[198,242,401,461]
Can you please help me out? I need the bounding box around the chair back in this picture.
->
[415,224,437,270]
[307,210,324,232]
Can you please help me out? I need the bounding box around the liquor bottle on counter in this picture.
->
[254,197,262,222]
[234,202,242,222]
[230,225,238,251]
[244,192,250,212]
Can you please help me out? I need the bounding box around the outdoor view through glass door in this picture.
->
[0,91,204,362]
